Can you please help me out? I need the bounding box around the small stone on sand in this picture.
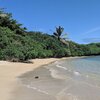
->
[35,76,39,79]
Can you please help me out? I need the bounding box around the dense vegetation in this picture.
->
[0,10,100,62]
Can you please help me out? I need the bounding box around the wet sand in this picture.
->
[12,56,100,100]
[0,58,59,100]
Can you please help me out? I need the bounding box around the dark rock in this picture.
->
[35,76,39,79]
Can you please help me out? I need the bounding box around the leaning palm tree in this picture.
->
[53,26,64,40]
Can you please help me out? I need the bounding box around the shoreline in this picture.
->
[0,56,97,100]
[0,58,60,100]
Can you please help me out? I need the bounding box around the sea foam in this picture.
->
[56,64,68,70]
[74,71,81,76]
[25,84,49,95]
[49,68,66,79]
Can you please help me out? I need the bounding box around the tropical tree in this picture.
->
[53,26,64,40]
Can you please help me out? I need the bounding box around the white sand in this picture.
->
[0,58,59,100]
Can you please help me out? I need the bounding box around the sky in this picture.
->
[0,0,100,44]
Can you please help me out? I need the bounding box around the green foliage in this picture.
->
[69,41,91,56]
[87,43,100,55]
[0,10,100,62]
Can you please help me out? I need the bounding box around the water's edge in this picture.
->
[17,56,100,100]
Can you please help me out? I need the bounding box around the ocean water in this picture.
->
[19,56,100,100]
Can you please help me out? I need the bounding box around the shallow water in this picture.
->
[19,56,100,100]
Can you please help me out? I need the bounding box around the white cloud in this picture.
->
[82,27,100,35]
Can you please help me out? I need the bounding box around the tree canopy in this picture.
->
[0,10,100,62]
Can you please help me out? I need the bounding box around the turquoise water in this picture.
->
[19,56,100,100]
[59,56,100,80]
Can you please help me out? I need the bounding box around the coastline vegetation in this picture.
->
[0,10,100,62]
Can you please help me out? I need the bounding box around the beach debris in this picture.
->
[35,76,39,79]
[23,60,33,64]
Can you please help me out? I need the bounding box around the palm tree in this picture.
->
[53,26,71,55]
[53,26,64,40]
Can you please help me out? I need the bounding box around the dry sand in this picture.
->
[0,58,59,100]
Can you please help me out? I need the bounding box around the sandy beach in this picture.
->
[1,56,99,100]
[0,58,59,100]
